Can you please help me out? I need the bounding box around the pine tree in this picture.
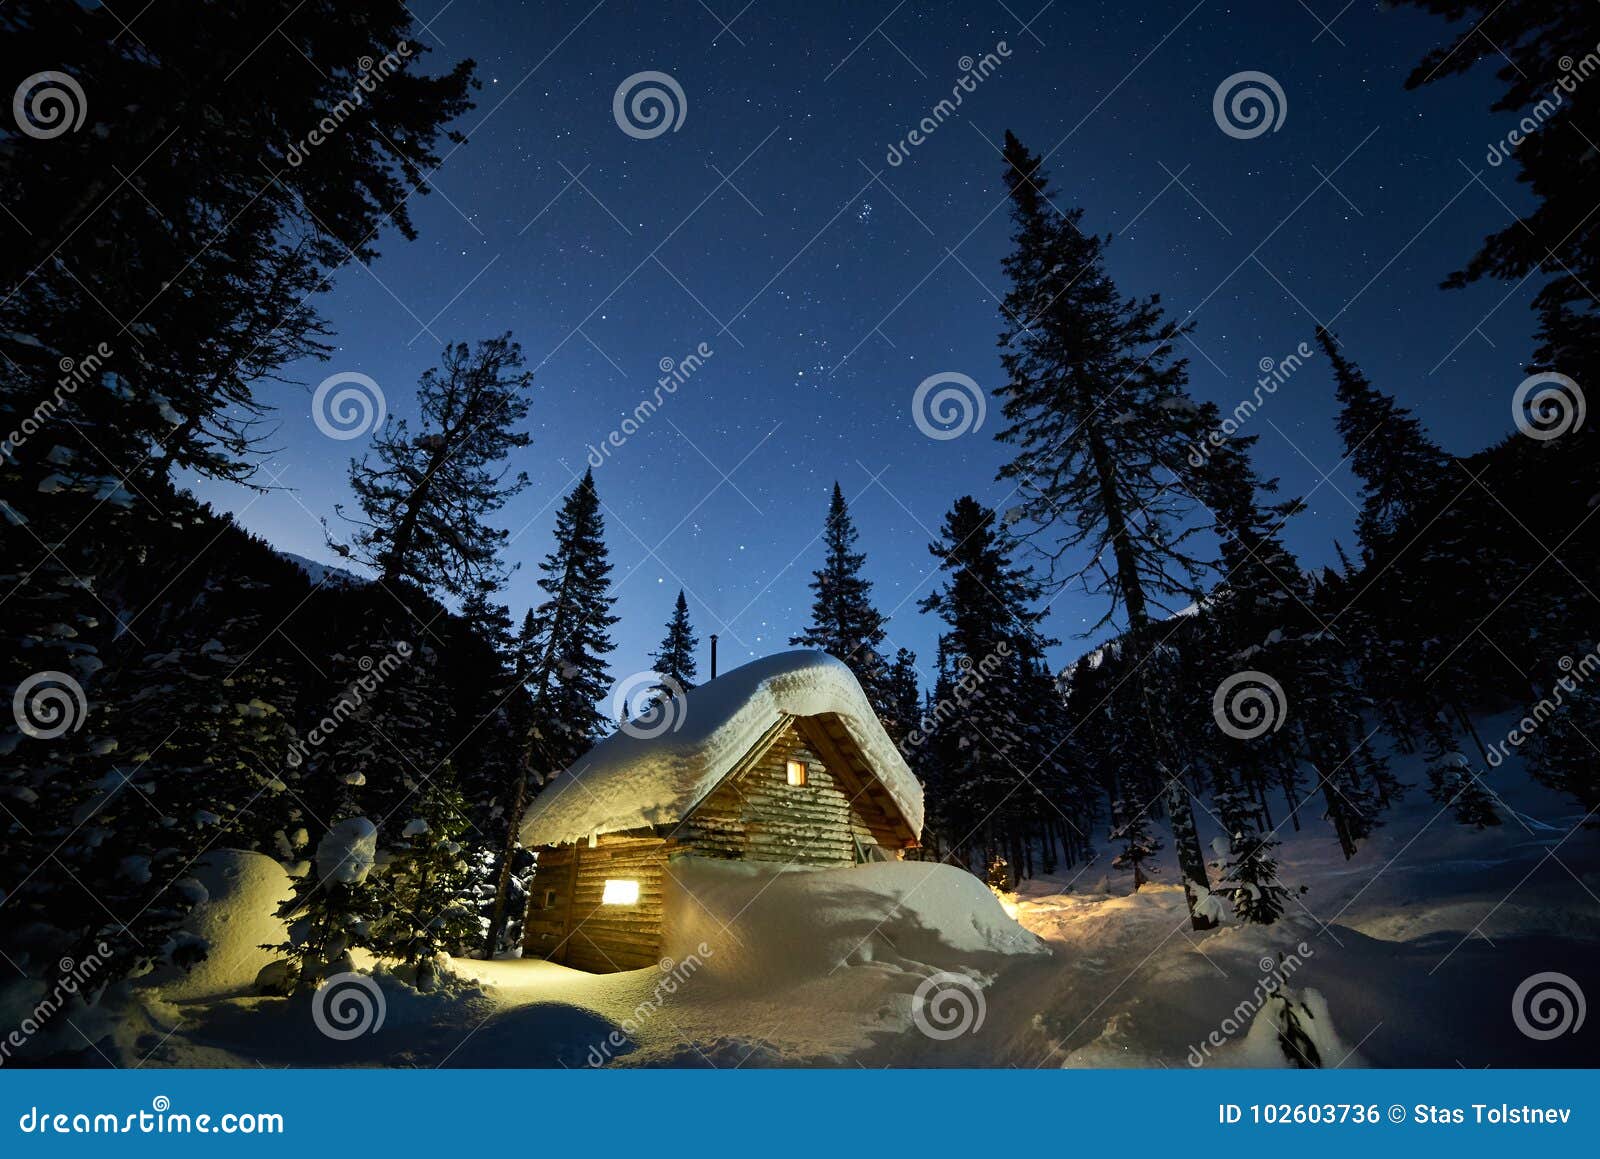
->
[0,0,476,987]
[374,780,480,991]
[651,590,699,691]
[993,131,1214,926]
[339,333,532,592]
[885,648,921,747]
[791,483,892,714]
[916,497,1076,877]
[1422,717,1500,829]
[524,471,620,763]
[1397,0,1600,376]
[483,471,618,955]
[1524,655,1600,823]
[1210,773,1289,924]
[1315,327,1450,553]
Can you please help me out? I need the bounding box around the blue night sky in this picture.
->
[193,0,1536,690]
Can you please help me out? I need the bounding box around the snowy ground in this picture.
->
[27,712,1599,1068]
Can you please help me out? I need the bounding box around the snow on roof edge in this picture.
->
[519,650,924,848]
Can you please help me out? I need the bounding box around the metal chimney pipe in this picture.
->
[709,634,718,679]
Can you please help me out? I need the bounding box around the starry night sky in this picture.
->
[193,0,1539,689]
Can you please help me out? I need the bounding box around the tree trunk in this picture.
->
[480,761,528,959]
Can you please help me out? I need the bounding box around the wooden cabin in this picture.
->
[519,651,924,973]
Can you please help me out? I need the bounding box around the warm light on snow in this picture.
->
[601,878,639,905]
[990,885,1020,919]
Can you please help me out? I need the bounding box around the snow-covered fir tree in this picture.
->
[651,589,699,691]
[790,483,892,717]
[992,131,1214,926]
[482,470,618,954]
[338,333,532,591]
[916,496,1080,878]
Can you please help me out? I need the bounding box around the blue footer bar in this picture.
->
[3,1070,1594,1154]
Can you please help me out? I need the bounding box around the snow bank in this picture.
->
[141,851,291,1002]
[521,650,923,847]
[661,856,1046,985]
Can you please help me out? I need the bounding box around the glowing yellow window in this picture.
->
[601,879,639,905]
[786,758,808,786]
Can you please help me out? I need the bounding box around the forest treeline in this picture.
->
[1,0,1596,1011]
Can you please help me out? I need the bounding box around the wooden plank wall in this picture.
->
[523,832,671,972]
[678,721,868,866]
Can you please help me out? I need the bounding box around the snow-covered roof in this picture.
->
[520,650,924,848]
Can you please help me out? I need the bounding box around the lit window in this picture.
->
[601,879,639,905]
[786,758,808,786]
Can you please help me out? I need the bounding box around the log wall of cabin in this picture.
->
[677,721,894,866]
[522,832,671,973]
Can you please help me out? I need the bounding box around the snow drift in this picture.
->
[139,850,290,1002]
